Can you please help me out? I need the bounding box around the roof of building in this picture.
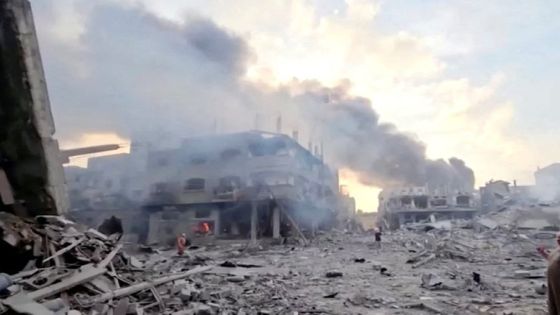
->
[536,163,560,175]
[179,130,324,165]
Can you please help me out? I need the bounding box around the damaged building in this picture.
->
[143,131,342,244]
[64,131,352,244]
[534,163,560,202]
[378,186,478,229]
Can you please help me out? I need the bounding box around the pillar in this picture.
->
[311,219,317,237]
[272,207,280,239]
[251,201,258,243]
[231,222,240,236]
[211,209,220,236]
[398,214,405,227]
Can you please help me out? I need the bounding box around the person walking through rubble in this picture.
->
[374,227,382,250]
[537,232,560,314]
[177,233,187,256]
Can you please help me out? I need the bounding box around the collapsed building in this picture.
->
[65,131,354,244]
[377,186,477,229]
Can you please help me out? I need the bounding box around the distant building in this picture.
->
[65,144,148,211]
[480,179,537,212]
[535,163,560,202]
[377,185,477,229]
[356,210,377,231]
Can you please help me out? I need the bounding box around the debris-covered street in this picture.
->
[2,0,560,314]
[0,210,553,314]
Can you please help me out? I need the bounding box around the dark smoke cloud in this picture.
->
[248,82,475,190]
[34,1,475,191]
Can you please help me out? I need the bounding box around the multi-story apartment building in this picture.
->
[143,131,341,243]
[65,131,349,244]
[377,185,478,229]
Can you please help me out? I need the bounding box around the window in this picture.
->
[185,178,205,191]
[248,138,287,157]
[249,172,293,186]
[413,196,428,209]
[456,195,470,206]
[195,208,211,218]
[400,196,412,206]
[430,198,447,207]
[220,149,241,160]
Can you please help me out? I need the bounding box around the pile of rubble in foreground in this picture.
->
[0,209,555,315]
[0,213,212,315]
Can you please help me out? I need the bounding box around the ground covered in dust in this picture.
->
[139,228,550,315]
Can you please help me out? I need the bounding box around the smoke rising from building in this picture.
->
[37,2,475,191]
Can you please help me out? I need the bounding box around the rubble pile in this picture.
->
[0,213,210,314]
[0,209,556,314]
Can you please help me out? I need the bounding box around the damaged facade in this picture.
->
[144,131,341,243]
[66,131,351,244]
[377,186,477,229]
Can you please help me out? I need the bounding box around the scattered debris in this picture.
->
[535,283,547,295]
[323,292,338,298]
[0,205,553,314]
[325,271,343,278]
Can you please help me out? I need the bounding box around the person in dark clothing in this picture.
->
[537,232,560,314]
[374,227,382,249]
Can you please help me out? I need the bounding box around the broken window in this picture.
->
[220,149,241,160]
[195,208,211,218]
[400,196,412,207]
[249,172,293,187]
[413,196,428,209]
[430,197,447,207]
[185,178,205,191]
[248,138,288,157]
[456,195,470,206]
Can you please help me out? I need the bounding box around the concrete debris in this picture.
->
[325,271,343,278]
[0,214,211,314]
[535,283,547,295]
[0,205,555,314]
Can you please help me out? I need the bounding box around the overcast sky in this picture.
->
[31,0,560,211]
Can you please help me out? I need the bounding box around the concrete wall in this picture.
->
[0,0,67,215]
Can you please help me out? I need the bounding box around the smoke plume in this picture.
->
[35,2,475,191]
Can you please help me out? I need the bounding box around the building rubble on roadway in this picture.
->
[0,202,557,315]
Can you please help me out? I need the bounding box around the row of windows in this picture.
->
[151,175,334,197]
[152,176,243,193]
